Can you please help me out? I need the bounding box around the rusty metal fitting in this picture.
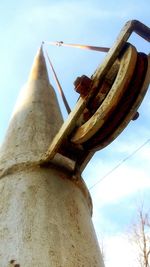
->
[132,111,139,121]
[74,75,92,97]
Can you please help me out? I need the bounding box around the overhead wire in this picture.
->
[89,138,150,191]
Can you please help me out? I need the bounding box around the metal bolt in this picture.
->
[132,111,139,121]
[74,75,92,97]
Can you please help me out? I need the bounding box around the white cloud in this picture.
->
[91,164,150,205]
[101,234,137,267]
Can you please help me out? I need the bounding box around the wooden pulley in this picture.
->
[88,60,120,114]
[84,52,150,151]
[69,51,149,170]
[71,44,137,144]
[76,59,120,126]
[76,53,150,171]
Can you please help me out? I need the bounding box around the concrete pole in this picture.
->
[0,47,105,267]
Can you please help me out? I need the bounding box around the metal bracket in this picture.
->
[41,20,150,173]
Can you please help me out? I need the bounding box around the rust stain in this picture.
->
[74,75,92,97]
[10,260,15,264]
[9,260,20,267]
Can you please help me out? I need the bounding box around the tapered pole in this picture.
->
[0,47,105,267]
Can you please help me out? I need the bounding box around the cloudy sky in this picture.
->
[0,1,150,266]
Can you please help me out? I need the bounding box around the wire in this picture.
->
[44,41,110,53]
[89,138,150,190]
[44,48,71,114]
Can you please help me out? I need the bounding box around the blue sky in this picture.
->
[0,1,150,266]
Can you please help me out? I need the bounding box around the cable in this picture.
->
[44,41,110,53]
[89,138,150,190]
[44,48,71,114]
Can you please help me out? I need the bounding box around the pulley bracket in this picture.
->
[41,20,150,174]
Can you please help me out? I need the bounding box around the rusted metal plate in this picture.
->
[131,20,150,41]
[91,20,150,90]
[71,45,137,144]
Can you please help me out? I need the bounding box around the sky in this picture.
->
[0,0,150,266]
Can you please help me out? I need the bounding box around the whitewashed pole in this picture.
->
[0,47,104,267]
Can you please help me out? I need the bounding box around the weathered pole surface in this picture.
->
[0,47,104,267]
